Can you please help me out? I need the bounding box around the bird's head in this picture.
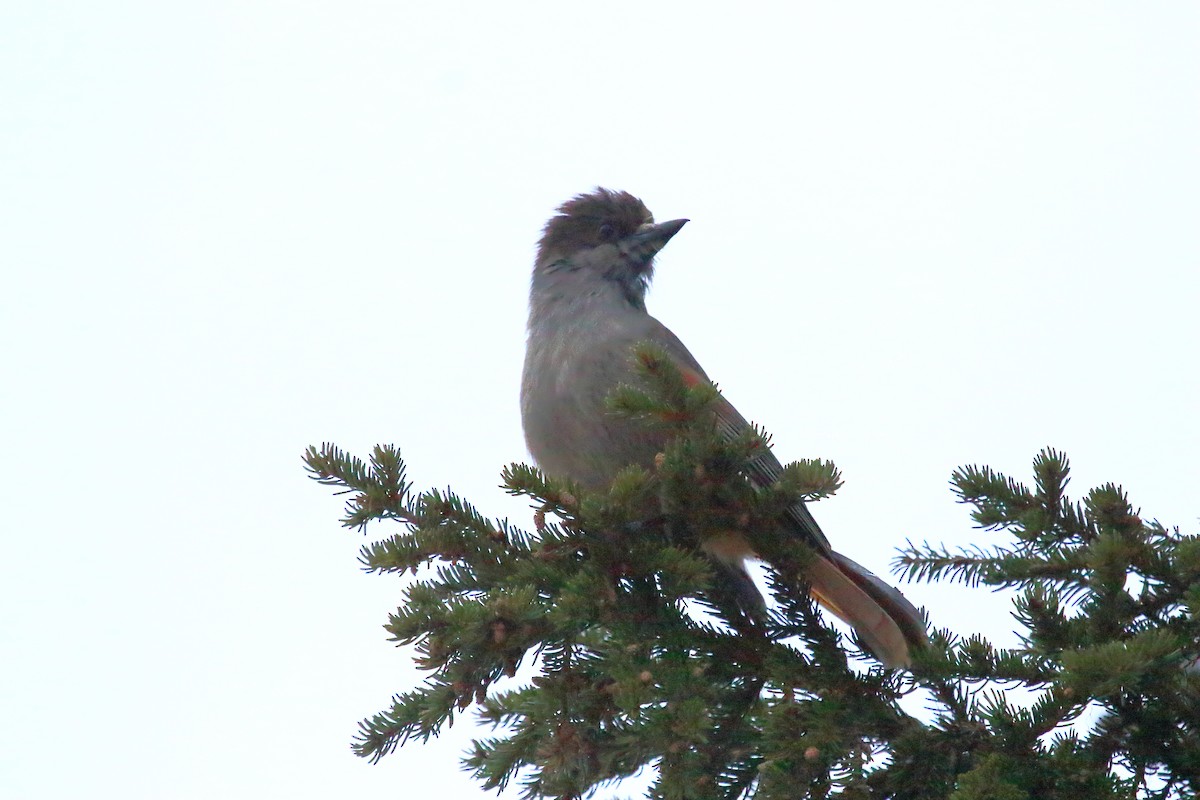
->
[534,188,687,309]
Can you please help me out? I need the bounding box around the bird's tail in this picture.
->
[701,532,926,667]
[806,551,926,669]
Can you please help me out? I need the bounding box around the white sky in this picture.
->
[2,4,1198,798]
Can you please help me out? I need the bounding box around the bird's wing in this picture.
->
[639,317,832,551]
[642,318,926,668]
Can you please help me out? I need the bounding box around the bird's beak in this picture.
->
[619,218,688,267]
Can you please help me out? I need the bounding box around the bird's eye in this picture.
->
[598,223,616,241]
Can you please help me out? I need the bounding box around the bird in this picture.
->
[520,187,926,668]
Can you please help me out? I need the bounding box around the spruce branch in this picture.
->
[308,402,1198,798]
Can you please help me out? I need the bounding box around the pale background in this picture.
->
[2,4,1197,798]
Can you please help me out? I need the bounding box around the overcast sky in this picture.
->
[3,4,1198,799]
